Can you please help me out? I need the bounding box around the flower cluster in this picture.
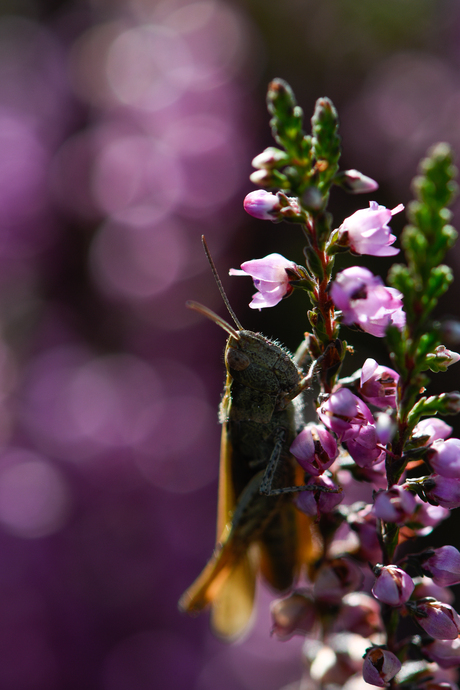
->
[225,82,460,690]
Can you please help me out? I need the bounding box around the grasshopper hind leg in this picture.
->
[259,428,339,498]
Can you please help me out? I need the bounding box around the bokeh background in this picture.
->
[0,0,459,688]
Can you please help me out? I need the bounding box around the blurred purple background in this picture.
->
[0,0,459,688]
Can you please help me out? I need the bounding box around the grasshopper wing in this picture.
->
[179,419,258,639]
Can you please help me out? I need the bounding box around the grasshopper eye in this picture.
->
[226,347,250,371]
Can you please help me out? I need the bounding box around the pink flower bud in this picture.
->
[318,387,374,442]
[229,253,299,309]
[346,423,385,467]
[407,599,460,639]
[362,647,401,687]
[413,418,453,445]
[337,169,379,194]
[413,576,455,605]
[270,591,317,640]
[372,565,414,606]
[373,485,417,524]
[419,545,460,587]
[243,190,282,220]
[333,592,384,638]
[347,503,382,563]
[427,438,460,478]
[338,201,403,257]
[251,147,289,169]
[296,473,343,517]
[331,266,405,337]
[314,557,363,604]
[411,496,450,536]
[375,412,396,445]
[426,345,460,371]
[290,424,338,475]
[423,638,460,669]
[358,358,399,409]
[351,459,388,489]
[423,475,460,509]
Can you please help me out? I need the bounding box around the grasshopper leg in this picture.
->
[259,428,341,497]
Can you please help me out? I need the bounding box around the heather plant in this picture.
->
[230,79,460,689]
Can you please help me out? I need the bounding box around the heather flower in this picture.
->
[423,638,460,669]
[413,576,455,605]
[290,424,338,475]
[330,266,405,337]
[296,473,343,517]
[270,591,317,640]
[345,423,385,467]
[412,418,453,445]
[374,412,396,445]
[243,190,283,220]
[423,475,460,508]
[314,557,363,604]
[332,592,384,638]
[338,200,404,256]
[358,358,399,409]
[406,599,460,639]
[317,387,374,442]
[426,345,460,371]
[373,485,417,524]
[336,169,379,194]
[349,459,387,489]
[347,503,382,563]
[412,497,450,536]
[427,438,460,478]
[251,147,289,169]
[362,647,401,687]
[371,564,414,606]
[419,545,460,587]
[229,253,299,309]
[307,633,369,685]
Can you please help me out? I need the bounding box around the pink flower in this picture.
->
[358,358,399,409]
[229,253,298,309]
[332,592,384,637]
[422,475,460,509]
[338,201,403,256]
[270,591,317,640]
[296,474,343,517]
[290,424,338,476]
[413,577,454,605]
[371,565,414,606]
[346,423,385,467]
[427,438,460,478]
[337,169,379,194]
[318,387,374,442]
[411,499,450,537]
[243,190,282,220]
[426,345,460,372]
[330,266,405,337]
[413,418,453,445]
[362,648,401,686]
[407,599,460,639]
[313,557,363,604]
[419,546,460,587]
[347,503,381,562]
[423,638,460,669]
[373,485,417,524]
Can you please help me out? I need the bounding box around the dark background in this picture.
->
[0,0,458,688]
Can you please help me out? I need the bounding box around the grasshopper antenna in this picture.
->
[186,301,240,339]
[201,235,243,331]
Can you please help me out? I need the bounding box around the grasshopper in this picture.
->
[179,239,323,640]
